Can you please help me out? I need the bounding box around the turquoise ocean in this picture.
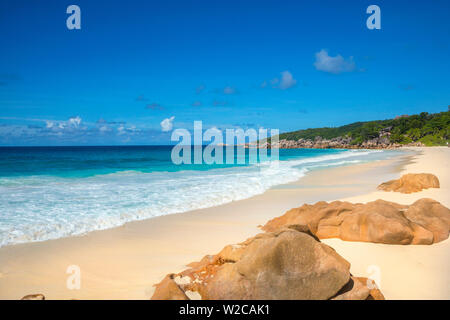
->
[0,146,403,247]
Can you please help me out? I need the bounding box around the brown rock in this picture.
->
[21,294,45,300]
[332,277,370,300]
[205,230,350,300]
[409,223,434,245]
[151,274,189,300]
[367,289,385,300]
[152,228,358,300]
[377,173,440,194]
[339,200,414,244]
[404,198,450,243]
[262,198,450,245]
[356,277,385,300]
[332,277,384,300]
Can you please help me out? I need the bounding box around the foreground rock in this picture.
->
[377,173,440,193]
[151,226,384,300]
[263,198,450,245]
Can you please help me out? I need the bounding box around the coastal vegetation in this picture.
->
[277,110,450,147]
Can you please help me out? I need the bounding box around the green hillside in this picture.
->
[277,110,450,146]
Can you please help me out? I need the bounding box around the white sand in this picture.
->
[322,147,450,300]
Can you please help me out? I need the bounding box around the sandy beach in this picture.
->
[0,147,448,300]
[322,146,450,300]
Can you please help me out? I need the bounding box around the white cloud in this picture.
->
[314,49,356,74]
[160,116,175,132]
[0,117,173,145]
[262,71,297,90]
[0,116,83,131]
[99,125,110,133]
[279,71,297,90]
[68,116,82,127]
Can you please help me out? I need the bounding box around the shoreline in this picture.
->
[0,147,445,299]
[0,149,400,248]
[0,148,389,249]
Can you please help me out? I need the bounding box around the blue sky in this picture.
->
[0,0,449,145]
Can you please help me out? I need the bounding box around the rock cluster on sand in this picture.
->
[151,226,384,300]
[263,198,450,245]
[377,173,440,194]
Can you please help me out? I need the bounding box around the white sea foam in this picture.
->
[0,149,395,246]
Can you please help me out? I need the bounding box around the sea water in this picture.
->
[0,146,402,246]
